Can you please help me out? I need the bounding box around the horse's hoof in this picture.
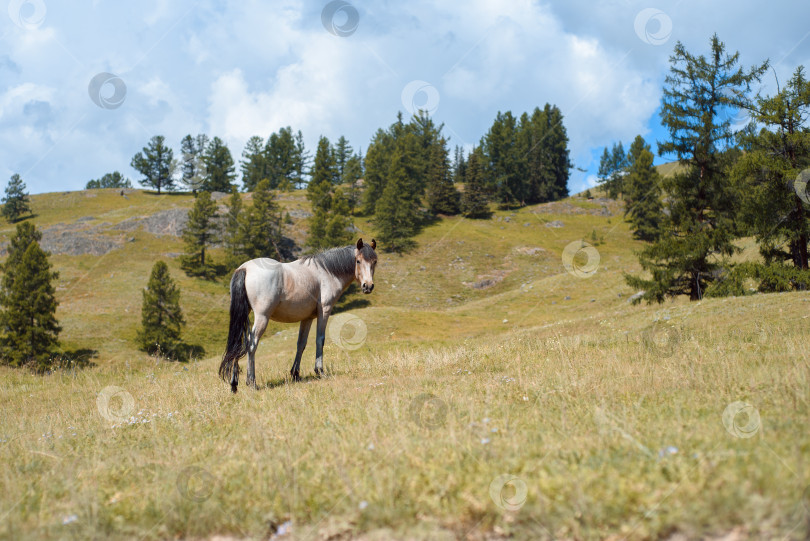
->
[230,383,238,394]
[291,371,301,382]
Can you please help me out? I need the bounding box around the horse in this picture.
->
[219,238,378,393]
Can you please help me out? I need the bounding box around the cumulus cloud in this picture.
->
[0,0,808,194]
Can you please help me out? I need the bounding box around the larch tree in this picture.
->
[626,35,769,302]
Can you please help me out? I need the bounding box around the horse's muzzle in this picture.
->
[362,283,374,294]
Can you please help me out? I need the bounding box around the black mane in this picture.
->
[300,245,376,277]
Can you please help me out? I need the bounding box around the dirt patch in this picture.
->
[513,246,546,256]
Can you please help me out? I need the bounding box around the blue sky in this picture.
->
[1,0,809,195]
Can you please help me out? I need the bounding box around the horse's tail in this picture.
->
[219,267,251,393]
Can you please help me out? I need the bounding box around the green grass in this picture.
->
[0,188,808,540]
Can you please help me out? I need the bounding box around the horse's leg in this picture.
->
[291,318,313,381]
[246,313,269,389]
[314,305,332,376]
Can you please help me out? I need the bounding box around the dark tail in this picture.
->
[219,268,250,393]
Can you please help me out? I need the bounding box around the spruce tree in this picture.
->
[180,191,220,279]
[0,223,60,369]
[180,134,207,193]
[597,142,628,199]
[2,174,31,223]
[623,135,663,242]
[626,35,769,302]
[202,136,236,192]
[375,149,420,252]
[240,135,266,192]
[244,179,283,260]
[426,138,460,215]
[334,136,352,183]
[137,261,185,358]
[131,135,177,194]
[461,148,491,218]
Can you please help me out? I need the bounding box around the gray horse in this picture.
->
[219,238,377,392]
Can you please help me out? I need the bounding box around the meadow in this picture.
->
[0,186,808,540]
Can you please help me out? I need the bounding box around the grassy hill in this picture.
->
[0,188,808,540]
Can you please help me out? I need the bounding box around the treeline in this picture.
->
[119,105,572,253]
[597,34,810,302]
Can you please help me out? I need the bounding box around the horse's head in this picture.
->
[354,238,377,294]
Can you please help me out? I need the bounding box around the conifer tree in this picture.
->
[333,136,352,183]
[180,134,207,193]
[626,35,769,302]
[137,261,185,358]
[733,66,810,271]
[0,222,60,369]
[243,179,283,260]
[343,153,363,214]
[597,142,628,199]
[2,174,31,223]
[86,171,131,190]
[180,191,220,279]
[461,148,491,218]
[240,135,266,192]
[426,138,460,215]
[223,188,249,269]
[202,136,236,192]
[131,135,177,194]
[623,135,663,242]
[374,149,420,252]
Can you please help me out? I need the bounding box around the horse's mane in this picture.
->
[301,246,354,276]
[299,245,369,277]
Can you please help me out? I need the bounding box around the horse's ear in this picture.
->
[371,239,376,251]
[356,238,364,250]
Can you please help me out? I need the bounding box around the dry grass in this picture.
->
[0,189,808,540]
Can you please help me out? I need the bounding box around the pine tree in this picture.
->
[626,35,769,302]
[732,66,810,271]
[2,174,31,223]
[362,129,392,215]
[240,135,266,192]
[137,261,185,358]
[324,188,353,247]
[243,179,283,260]
[131,135,177,194]
[202,137,236,192]
[461,148,491,218]
[0,223,60,369]
[623,135,663,242]
[180,191,220,279]
[426,137,460,215]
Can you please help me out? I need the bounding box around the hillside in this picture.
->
[0,188,808,540]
